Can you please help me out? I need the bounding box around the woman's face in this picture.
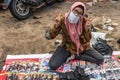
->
[72,7,83,17]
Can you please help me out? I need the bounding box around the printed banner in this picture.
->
[0,51,120,80]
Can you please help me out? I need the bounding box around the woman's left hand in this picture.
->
[66,55,75,63]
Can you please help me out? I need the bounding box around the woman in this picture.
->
[45,1,104,75]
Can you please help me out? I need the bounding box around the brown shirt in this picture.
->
[49,15,92,55]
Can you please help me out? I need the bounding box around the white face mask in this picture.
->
[68,12,80,23]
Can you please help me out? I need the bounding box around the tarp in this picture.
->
[0,51,120,80]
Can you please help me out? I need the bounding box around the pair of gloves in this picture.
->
[59,66,90,80]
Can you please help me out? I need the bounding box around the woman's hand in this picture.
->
[66,55,75,63]
[85,18,92,31]
[54,10,62,28]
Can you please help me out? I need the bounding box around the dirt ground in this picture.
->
[0,0,120,70]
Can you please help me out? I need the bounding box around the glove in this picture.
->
[74,66,90,80]
[45,29,51,40]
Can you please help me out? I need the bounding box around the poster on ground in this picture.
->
[0,51,120,80]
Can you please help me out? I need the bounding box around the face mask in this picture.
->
[68,12,80,23]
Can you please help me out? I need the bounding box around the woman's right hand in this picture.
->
[54,10,62,28]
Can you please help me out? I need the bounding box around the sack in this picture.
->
[92,38,113,56]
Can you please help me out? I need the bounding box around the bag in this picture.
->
[92,38,113,56]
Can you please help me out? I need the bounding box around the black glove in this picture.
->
[45,29,51,39]
[59,66,90,80]
[74,66,90,80]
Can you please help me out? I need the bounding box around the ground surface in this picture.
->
[0,0,120,70]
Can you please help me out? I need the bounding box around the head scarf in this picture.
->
[65,2,86,55]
